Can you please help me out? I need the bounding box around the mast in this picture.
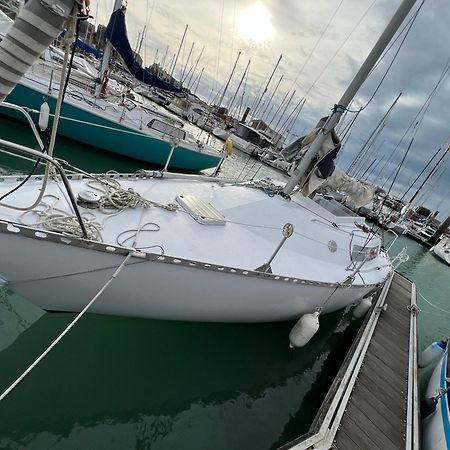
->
[260,74,283,122]
[347,92,401,176]
[137,25,146,56]
[227,59,251,112]
[273,90,296,130]
[170,24,188,78]
[406,145,449,207]
[283,0,418,195]
[217,51,242,107]
[252,54,282,119]
[161,45,169,72]
[267,89,292,129]
[284,98,305,139]
[95,0,123,98]
[186,45,205,88]
[180,41,195,83]
[193,67,204,95]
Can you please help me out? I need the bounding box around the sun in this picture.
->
[236,2,273,43]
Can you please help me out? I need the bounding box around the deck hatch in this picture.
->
[176,195,226,225]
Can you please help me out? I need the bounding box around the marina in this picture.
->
[0,115,449,450]
[0,0,449,449]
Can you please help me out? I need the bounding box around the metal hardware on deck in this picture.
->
[176,195,226,225]
[256,223,294,273]
[0,139,89,239]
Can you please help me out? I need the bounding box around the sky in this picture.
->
[91,0,450,219]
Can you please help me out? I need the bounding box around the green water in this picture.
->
[0,118,448,449]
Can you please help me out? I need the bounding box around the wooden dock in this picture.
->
[279,272,419,450]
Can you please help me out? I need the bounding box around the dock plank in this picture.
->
[333,273,413,450]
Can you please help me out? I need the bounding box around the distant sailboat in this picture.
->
[1,2,222,171]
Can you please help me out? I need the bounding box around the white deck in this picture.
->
[0,174,389,286]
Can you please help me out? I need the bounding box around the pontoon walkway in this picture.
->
[279,271,419,449]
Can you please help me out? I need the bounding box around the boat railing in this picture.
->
[384,228,399,251]
[0,102,45,151]
[0,107,88,239]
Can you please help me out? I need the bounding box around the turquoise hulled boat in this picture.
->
[2,74,221,171]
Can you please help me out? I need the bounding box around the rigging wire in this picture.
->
[304,0,377,98]
[288,0,345,93]
[357,0,425,112]
[381,55,450,188]
[399,146,445,202]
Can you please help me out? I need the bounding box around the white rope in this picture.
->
[418,291,450,315]
[18,196,102,240]
[0,252,133,402]
[86,178,178,213]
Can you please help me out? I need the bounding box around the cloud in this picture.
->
[93,0,450,218]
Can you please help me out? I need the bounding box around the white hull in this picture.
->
[212,127,231,140]
[0,174,390,322]
[386,221,408,234]
[432,238,450,266]
[228,133,257,154]
[422,348,449,450]
[0,228,377,322]
[262,157,291,173]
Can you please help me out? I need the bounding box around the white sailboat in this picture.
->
[0,0,419,324]
[0,2,223,172]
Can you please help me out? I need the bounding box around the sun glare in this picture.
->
[237,2,273,43]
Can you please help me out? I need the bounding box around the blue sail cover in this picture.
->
[75,38,102,59]
[105,9,183,93]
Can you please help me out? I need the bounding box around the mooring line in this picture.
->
[0,252,132,402]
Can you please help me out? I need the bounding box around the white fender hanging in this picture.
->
[418,340,447,368]
[289,311,320,348]
[352,295,373,319]
[38,102,50,131]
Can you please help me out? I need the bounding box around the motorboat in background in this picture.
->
[431,236,450,266]
[228,123,274,155]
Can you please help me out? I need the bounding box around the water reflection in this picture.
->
[0,288,44,352]
[0,294,356,450]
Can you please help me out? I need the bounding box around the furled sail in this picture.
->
[281,117,341,196]
[105,8,183,93]
[0,0,75,103]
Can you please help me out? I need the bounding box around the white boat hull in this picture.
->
[422,347,450,450]
[0,173,389,322]
[432,239,450,266]
[0,227,379,322]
